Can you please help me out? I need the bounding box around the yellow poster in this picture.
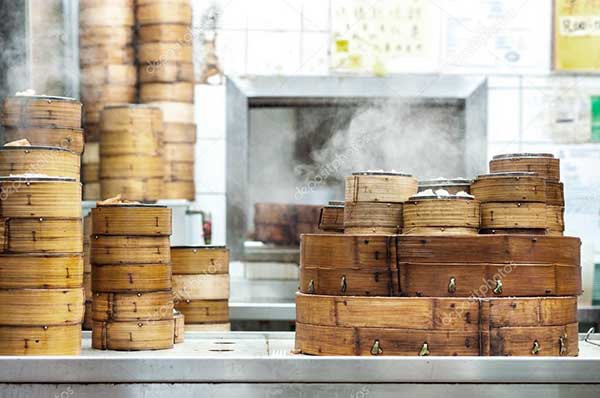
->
[554,0,600,71]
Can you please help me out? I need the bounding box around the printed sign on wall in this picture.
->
[554,0,600,71]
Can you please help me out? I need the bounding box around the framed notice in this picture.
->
[554,0,600,71]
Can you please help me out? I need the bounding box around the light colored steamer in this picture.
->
[3,127,84,154]
[137,23,192,43]
[0,178,81,218]
[147,102,195,124]
[173,311,185,343]
[172,274,230,301]
[139,82,194,102]
[490,153,560,181]
[186,323,231,332]
[80,84,136,104]
[84,272,92,299]
[82,163,99,183]
[345,171,418,203]
[92,319,174,351]
[344,201,403,234]
[91,235,170,265]
[79,26,133,47]
[0,146,81,180]
[79,5,134,27]
[136,1,193,25]
[0,325,81,355]
[79,45,135,66]
[100,155,163,178]
[0,254,83,289]
[174,299,229,324]
[93,264,172,292]
[92,291,174,321]
[0,218,83,254]
[418,178,472,194]
[138,63,195,83]
[1,95,82,129]
[470,172,546,203]
[0,288,84,325]
[91,205,171,235]
[164,143,194,162]
[402,196,480,235]
[161,181,195,200]
[138,43,193,63]
[164,162,194,180]
[83,183,101,201]
[100,178,163,201]
[480,202,547,231]
[171,246,229,274]
[162,123,196,143]
[80,64,137,86]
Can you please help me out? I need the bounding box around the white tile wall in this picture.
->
[196,138,226,194]
[195,85,226,139]
[247,31,302,74]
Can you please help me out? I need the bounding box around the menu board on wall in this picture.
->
[554,0,600,71]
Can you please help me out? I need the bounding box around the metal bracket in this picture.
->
[493,279,503,295]
[340,275,347,293]
[584,327,600,347]
[531,340,541,355]
[308,280,315,294]
[370,339,382,355]
[448,277,456,293]
[419,342,430,356]
[559,334,568,356]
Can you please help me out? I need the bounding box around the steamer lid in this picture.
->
[352,170,412,177]
[6,94,79,103]
[419,178,472,186]
[492,153,555,160]
[171,245,228,250]
[96,203,168,208]
[0,175,76,182]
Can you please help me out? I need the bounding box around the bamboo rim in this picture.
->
[171,246,229,274]
[80,84,136,104]
[0,254,83,289]
[79,26,133,47]
[0,147,81,181]
[2,96,82,129]
[163,143,195,162]
[101,105,162,135]
[83,183,101,201]
[0,217,83,254]
[143,101,194,123]
[547,205,565,234]
[91,235,170,265]
[3,127,84,154]
[139,82,194,103]
[490,153,560,181]
[0,180,81,218]
[82,142,99,164]
[92,205,172,235]
[546,181,565,206]
[82,163,99,182]
[137,43,193,63]
[137,24,190,43]
[402,198,480,230]
[92,264,172,292]
[92,291,174,321]
[344,201,403,231]
[136,3,193,25]
[172,274,230,301]
[161,181,195,200]
[100,154,164,178]
[345,173,418,203]
[164,161,194,180]
[0,324,81,355]
[80,64,137,86]
[0,288,84,326]
[174,299,229,324]
[84,300,93,331]
[480,202,548,229]
[79,5,135,27]
[79,45,135,65]
[418,178,472,194]
[471,173,546,203]
[92,319,174,351]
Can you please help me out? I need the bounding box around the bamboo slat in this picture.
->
[186,323,231,332]
[100,178,163,202]
[144,101,195,123]
[171,246,229,274]
[161,181,195,200]
[92,264,172,292]
[173,311,185,343]
[92,205,172,236]
[174,299,229,324]
[139,63,195,83]
[418,178,472,194]
[3,127,84,154]
[344,201,403,234]
[139,82,194,103]
[91,235,170,265]
[84,300,93,330]
[490,153,560,181]
[0,324,81,355]
[138,43,193,63]
[470,173,546,203]
[79,26,133,47]
[80,84,136,104]
[2,96,82,129]
[136,2,193,25]
[0,254,83,289]
[345,172,418,203]
[79,45,135,66]
[0,218,83,254]
[83,143,99,164]
[0,288,84,325]
[319,203,345,232]
[79,5,134,26]
[546,181,565,206]
[480,202,548,230]
[0,147,80,180]
[0,178,81,218]
[172,274,230,301]
[80,64,137,86]
[547,205,565,236]
[137,24,191,43]
[100,155,163,178]
[402,197,480,235]
[92,291,174,321]
[92,319,174,351]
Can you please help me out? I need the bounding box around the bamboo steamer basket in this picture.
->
[546,181,565,206]
[79,26,133,47]
[136,2,193,25]
[83,182,101,201]
[100,155,163,178]
[344,201,403,234]
[171,246,229,274]
[174,299,229,324]
[80,84,136,104]
[79,45,135,66]
[82,163,99,183]
[101,178,163,201]
[139,82,194,103]
[92,235,170,265]
[0,218,83,254]
[138,43,193,63]
[139,63,194,83]
[164,162,194,180]
[92,319,174,351]
[0,288,84,325]
[186,323,231,332]
[84,123,100,143]
[172,274,230,301]
[418,178,472,194]
[480,202,547,232]
[0,254,83,289]
[79,5,135,27]
[0,147,80,180]
[92,291,174,321]
[164,143,194,162]
[162,181,195,200]
[80,64,137,86]
[3,127,84,154]
[145,102,194,124]
[83,142,99,164]
[84,300,93,330]
[100,126,161,155]
[470,172,546,203]
[2,95,82,129]
[295,294,578,356]
[345,171,417,203]
[547,205,565,236]
[162,123,196,143]
[319,201,345,232]
[490,153,560,182]
[0,177,81,218]
[83,103,105,125]
[173,311,185,343]
[93,264,172,292]
[92,205,172,235]
[0,324,81,355]
[138,24,192,43]
[100,105,162,138]
[402,196,480,235]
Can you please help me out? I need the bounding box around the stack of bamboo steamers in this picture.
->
[0,96,84,355]
[297,154,581,357]
[137,0,196,200]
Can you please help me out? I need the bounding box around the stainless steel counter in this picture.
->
[2,332,600,397]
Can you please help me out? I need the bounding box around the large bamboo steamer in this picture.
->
[139,82,194,103]
[136,2,193,25]
[546,181,565,206]
[92,291,174,321]
[138,24,192,43]
[171,246,229,274]
[80,64,136,86]
[470,172,546,203]
[101,105,162,137]
[295,294,578,356]
[0,254,83,289]
[0,218,83,254]
[345,171,418,203]
[164,143,194,162]
[91,235,170,264]
[164,161,194,180]
[92,264,172,292]
[92,319,174,351]
[2,95,82,129]
[173,311,185,343]
[79,26,133,47]
[402,196,480,235]
[0,324,81,355]
[172,274,230,301]
[138,43,193,63]
[344,201,403,234]
[100,154,163,178]
[547,205,565,236]
[79,5,135,27]
[418,178,472,194]
[319,201,344,232]
[79,45,135,66]
[0,288,84,325]
[0,147,80,180]
[100,177,163,201]
[145,102,195,124]
[91,205,172,236]
[490,153,560,182]
[3,127,84,154]
[0,178,81,218]
[139,63,195,83]
[174,299,229,324]
[80,84,136,104]
[480,202,547,231]
[300,266,399,296]
[161,181,195,200]
[82,163,99,183]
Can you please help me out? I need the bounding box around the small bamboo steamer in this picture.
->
[164,162,194,180]
[79,26,133,47]
[162,123,196,143]
[79,5,135,27]
[490,153,560,182]
[80,64,137,86]
[3,127,84,154]
[418,178,472,194]
[92,319,174,351]
[80,84,136,104]
[164,143,194,162]
[138,43,193,64]
[345,171,418,203]
[470,172,546,203]
[139,63,194,83]
[83,183,101,200]
[92,291,174,321]
[173,311,185,343]
[0,288,84,325]
[0,147,81,180]
[100,105,162,136]
[344,201,403,234]
[546,181,565,206]
[171,246,229,274]
[92,205,172,235]
[145,101,194,124]
[79,45,135,66]
[92,264,172,292]
[547,205,565,236]
[139,82,194,103]
[100,178,163,201]
[100,155,164,178]
[84,300,93,330]
[480,202,548,230]
[402,196,480,236]
[162,181,195,200]
[172,274,230,301]
[2,95,82,129]
[136,1,193,25]
[91,235,170,265]
[100,127,160,157]
[0,218,83,254]
[82,163,99,183]
[138,24,192,43]
[0,177,81,218]
[0,324,81,355]
[319,201,345,232]
[174,299,229,324]
[0,254,83,289]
